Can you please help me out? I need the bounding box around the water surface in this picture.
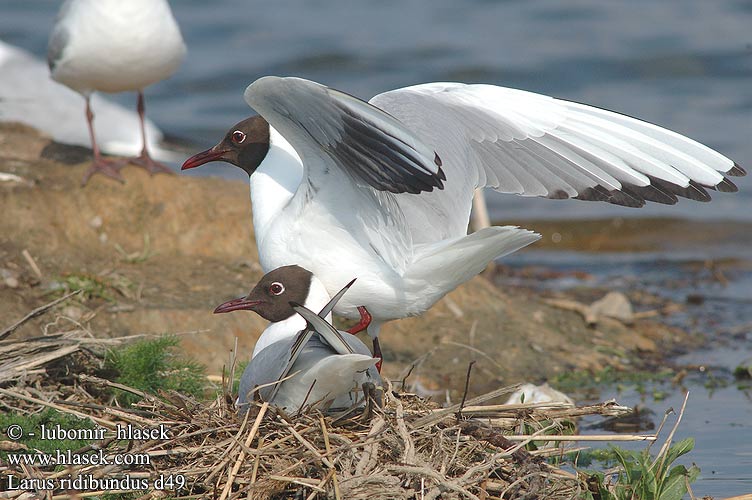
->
[1,0,750,220]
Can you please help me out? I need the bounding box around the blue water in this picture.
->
[1,0,750,221]
[504,249,752,498]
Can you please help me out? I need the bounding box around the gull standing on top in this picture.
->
[214,266,382,413]
[183,76,746,361]
[48,0,185,185]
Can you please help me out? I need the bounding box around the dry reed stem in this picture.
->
[219,402,269,500]
[0,290,81,340]
[0,327,647,500]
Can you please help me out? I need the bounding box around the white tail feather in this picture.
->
[406,226,540,291]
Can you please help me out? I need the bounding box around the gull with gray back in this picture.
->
[214,266,381,413]
[48,0,185,184]
[184,76,745,363]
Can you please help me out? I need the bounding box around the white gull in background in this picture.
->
[0,40,172,159]
[183,76,746,360]
[214,266,381,413]
[48,0,185,184]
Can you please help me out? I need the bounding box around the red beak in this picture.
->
[182,147,228,171]
[213,297,263,314]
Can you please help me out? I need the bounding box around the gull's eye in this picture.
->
[269,282,285,296]
[231,130,246,144]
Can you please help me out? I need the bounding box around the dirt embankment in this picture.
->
[0,122,694,399]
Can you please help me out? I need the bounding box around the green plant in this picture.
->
[584,438,699,500]
[52,273,117,302]
[230,359,249,395]
[733,360,752,380]
[104,336,206,405]
[114,233,154,264]
[49,271,138,303]
[0,409,97,460]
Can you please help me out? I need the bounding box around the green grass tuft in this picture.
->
[105,336,206,405]
[0,409,96,460]
[733,360,752,381]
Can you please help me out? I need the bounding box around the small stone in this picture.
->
[505,383,575,406]
[589,291,634,323]
[686,294,704,305]
[0,172,26,183]
[1,268,20,288]
[61,306,83,321]
[89,215,103,229]
[99,232,108,243]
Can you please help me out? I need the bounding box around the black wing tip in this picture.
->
[728,163,747,177]
[434,152,447,185]
[434,152,443,168]
[715,177,738,193]
[575,173,732,207]
[685,181,712,202]
[547,189,571,200]
[575,186,645,207]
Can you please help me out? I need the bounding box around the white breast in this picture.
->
[52,0,186,94]
[251,275,333,357]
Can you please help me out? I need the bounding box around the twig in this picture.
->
[456,420,532,464]
[387,464,480,500]
[400,362,417,391]
[652,391,690,474]
[250,435,264,486]
[305,469,336,500]
[219,402,269,500]
[0,387,115,428]
[22,249,43,279]
[503,434,656,442]
[320,416,342,500]
[413,384,521,428]
[268,475,326,492]
[280,419,334,468]
[0,290,81,340]
[646,401,675,454]
[457,361,476,419]
[77,374,153,401]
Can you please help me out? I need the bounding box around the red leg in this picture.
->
[373,337,382,373]
[346,306,372,334]
[81,96,126,186]
[127,91,174,175]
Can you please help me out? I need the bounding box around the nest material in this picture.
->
[0,321,635,499]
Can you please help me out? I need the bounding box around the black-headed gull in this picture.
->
[0,40,169,159]
[183,76,745,359]
[48,0,185,185]
[214,266,381,413]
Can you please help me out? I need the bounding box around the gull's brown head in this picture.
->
[213,265,314,322]
[182,115,270,175]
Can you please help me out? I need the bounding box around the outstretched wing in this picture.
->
[244,76,445,195]
[371,83,744,239]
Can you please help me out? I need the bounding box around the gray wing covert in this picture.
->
[244,76,446,194]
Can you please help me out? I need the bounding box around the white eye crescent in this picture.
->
[231,130,246,144]
[269,282,285,295]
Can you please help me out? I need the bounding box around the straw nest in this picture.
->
[0,300,634,500]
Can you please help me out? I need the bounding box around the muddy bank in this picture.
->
[504,217,752,253]
[0,122,699,400]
